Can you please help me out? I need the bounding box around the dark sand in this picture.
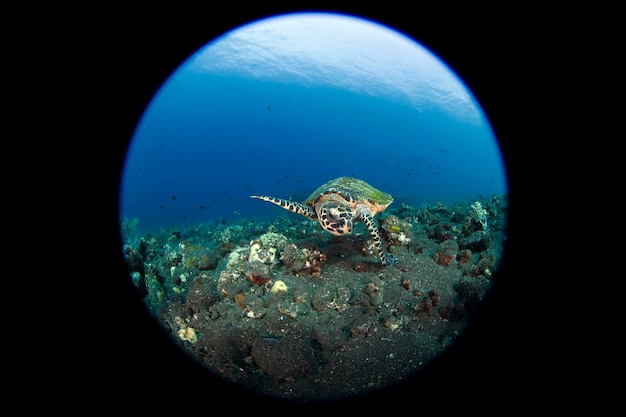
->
[121,195,507,401]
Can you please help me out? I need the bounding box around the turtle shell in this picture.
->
[304,177,393,214]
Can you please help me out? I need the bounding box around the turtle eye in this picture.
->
[326,208,340,222]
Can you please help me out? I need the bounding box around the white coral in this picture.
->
[469,201,488,230]
[397,232,410,244]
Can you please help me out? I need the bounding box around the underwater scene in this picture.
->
[119,13,508,401]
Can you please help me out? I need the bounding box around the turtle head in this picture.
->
[317,202,354,236]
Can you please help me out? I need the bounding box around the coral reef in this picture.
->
[121,194,508,401]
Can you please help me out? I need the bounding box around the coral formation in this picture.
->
[121,194,508,401]
[464,201,489,234]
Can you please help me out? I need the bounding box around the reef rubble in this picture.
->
[121,194,508,401]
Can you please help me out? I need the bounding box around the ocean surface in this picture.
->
[119,13,508,234]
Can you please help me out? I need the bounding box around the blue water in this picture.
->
[119,17,507,234]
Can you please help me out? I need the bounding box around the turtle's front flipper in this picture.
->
[250,195,317,220]
[361,212,398,266]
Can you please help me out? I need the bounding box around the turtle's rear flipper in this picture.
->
[250,195,317,219]
[362,212,398,266]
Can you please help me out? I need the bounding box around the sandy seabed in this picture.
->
[121,194,507,401]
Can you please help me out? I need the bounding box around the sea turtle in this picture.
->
[250,176,398,266]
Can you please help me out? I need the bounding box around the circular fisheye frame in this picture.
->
[119,12,508,402]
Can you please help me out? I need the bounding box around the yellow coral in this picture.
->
[271,280,288,294]
[178,327,197,343]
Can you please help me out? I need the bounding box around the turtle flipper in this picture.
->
[361,212,398,266]
[250,195,317,219]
